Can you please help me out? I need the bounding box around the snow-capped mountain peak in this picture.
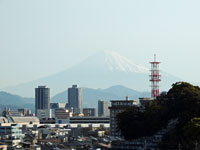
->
[4,50,180,97]
[97,50,149,73]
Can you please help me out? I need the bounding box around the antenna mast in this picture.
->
[150,54,161,99]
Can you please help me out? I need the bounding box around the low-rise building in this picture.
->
[55,108,72,124]
[51,103,67,118]
[37,109,52,120]
[0,116,40,125]
[12,117,40,124]
[0,124,22,140]
[69,117,109,124]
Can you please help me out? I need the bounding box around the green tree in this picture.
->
[117,82,200,150]
[184,118,200,149]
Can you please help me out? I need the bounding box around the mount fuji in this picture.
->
[4,51,181,97]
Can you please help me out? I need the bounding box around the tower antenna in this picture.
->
[150,54,161,99]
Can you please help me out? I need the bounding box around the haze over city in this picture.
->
[1,0,200,92]
[1,1,200,150]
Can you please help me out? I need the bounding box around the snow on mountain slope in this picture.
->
[70,50,149,74]
[104,51,148,73]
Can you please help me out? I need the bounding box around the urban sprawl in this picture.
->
[0,56,162,150]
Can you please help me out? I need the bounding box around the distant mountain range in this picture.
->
[3,51,181,97]
[0,91,34,111]
[51,85,151,108]
[0,85,150,110]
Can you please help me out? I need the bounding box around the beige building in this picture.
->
[55,108,72,124]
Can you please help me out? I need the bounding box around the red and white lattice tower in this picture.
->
[150,54,161,99]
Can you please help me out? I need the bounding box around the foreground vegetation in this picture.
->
[117,82,200,150]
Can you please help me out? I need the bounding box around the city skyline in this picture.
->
[0,1,199,149]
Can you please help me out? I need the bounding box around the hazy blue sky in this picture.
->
[0,0,200,88]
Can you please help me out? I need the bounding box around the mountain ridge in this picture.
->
[51,85,151,108]
[0,85,150,110]
[0,91,34,111]
[4,51,181,97]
